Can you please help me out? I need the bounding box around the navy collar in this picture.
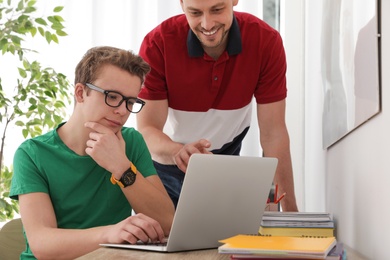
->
[187,15,242,57]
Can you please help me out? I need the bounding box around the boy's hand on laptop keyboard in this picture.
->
[104,213,166,245]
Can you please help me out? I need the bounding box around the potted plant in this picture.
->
[0,0,72,221]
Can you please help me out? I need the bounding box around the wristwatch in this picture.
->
[110,163,137,188]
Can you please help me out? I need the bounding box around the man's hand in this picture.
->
[174,139,212,173]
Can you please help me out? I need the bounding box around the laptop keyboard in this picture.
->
[135,239,168,246]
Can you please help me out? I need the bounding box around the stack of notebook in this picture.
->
[218,234,345,259]
[259,211,335,237]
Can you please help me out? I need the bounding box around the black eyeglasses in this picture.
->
[85,83,145,113]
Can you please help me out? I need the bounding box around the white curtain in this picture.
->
[31,0,263,84]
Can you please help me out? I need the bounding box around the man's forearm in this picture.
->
[273,151,298,212]
[140,126,183,165]
[262,135,298,212]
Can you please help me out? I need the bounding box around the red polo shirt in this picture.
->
[139,11,287,153]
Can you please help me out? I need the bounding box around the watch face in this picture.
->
[122,170,136,187]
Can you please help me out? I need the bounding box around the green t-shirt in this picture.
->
[10,123,156,259]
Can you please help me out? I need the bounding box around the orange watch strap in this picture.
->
[110,163,137,188]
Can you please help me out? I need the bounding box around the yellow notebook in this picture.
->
[218,235,337,259]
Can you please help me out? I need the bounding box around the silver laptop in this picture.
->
[100,154,277,252]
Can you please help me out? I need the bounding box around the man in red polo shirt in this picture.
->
[137,0,298,212]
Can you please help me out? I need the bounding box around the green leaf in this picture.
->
[35,17,47,26]
[24,6,36,14]
[22,129,28,138]
[51,34,58,43]
[53,114,62,123]
[54,100,65,108]
[53,15,64,22]
[56,30,67,36]
[0,38,7,50]
[30,27,37,37]
[23,59,30,69]
[18,67,27,78]
[47,16,55,23]
[34,71,41,80]
[0,200,6,209]
[17,0,24,11]
[17,14,29,24]
[51,23,65,30]
[8,44,15,54]
[27,0,37,7]
[2,44,8,54]
[15,120,25,126]
[28,98,37,105]
[44,90,53,98]
[28,104,37,110]
[38,27,44,36]
[27,118,41,126]
[53,6,64,12]
[11,35,22,45]
[45,31,52,43]
[23,20,34,31]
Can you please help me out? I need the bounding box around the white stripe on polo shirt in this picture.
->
[164,103,252,151]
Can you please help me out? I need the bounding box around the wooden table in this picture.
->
[76,247,228,260]
[76,244,369,260]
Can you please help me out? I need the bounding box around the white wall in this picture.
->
[327,3,390,257]
[304,0,389,258]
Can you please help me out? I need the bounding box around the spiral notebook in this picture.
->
[100,154,278,252]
